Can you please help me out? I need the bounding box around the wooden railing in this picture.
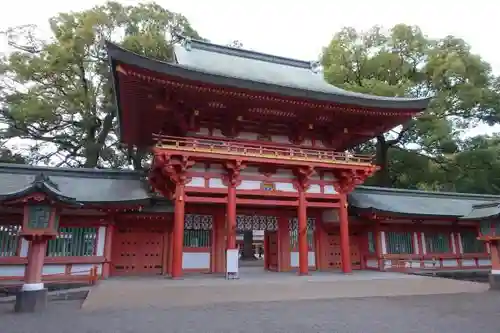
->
[153,135,374,165]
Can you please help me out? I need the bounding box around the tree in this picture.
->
[0,1,202,168]
[321,25,500,187]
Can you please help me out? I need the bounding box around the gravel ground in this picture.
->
[1,292,500,333]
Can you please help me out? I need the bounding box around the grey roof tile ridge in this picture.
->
[0,163,144,179]
[354,185,500,199]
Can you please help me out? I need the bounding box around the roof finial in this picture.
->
[183,36,192,51]
[309,61,321,74]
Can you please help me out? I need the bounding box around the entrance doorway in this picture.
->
[110,222,167,276]
[236,214,278,271]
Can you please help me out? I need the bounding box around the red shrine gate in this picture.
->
[105,36,429,279]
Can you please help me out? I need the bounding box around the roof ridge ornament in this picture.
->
[309,61,321,74]
[182,36,192,51]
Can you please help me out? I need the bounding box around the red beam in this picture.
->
[186,196,227,204]
[307,202,340,208]
[236,198,299,207]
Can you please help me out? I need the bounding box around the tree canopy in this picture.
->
[321,24,500,193]
[1,7,500,195]
[0,1,202,168]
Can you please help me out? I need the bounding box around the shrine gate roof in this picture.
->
[106,38,430,110]
[349,186,500,219]
[0,164,152,207]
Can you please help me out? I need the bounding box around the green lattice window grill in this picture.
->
[289,229,314,249]
[367,231,375,253]
[425,233,450,254]
[386,232,413,254]
[461,231,484,253]
[46,227,97,257]
[0,225,20,257]
[184,229,211,248]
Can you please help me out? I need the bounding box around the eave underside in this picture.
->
[113,62,421,147]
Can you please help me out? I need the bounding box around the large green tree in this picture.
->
[321,25,500,188]
[0,1,202,168]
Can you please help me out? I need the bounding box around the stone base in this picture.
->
[14,289,48,313]
[488,273,500,290]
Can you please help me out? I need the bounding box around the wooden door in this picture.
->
[265,231,279,271]
[324,234,342,269]
[111,224,165,276]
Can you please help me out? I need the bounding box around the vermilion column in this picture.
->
[339,193,352,273]
[298,188,309,275]
[489,241,500,289]
[171,184,186,279]
[226,184,237,250]
[24,239,47,287]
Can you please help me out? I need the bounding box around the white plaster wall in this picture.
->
[96,226,106,257]
[478,259,491,266]
[42,264,66,275]
[187,177,205,187]
[240,166,260,176]
[19,239,29,257]
[270,135,290,144]
[366,260,379,269]
[442,259,458,267]
[238,180,262,190]
[306,184,321,194]
[191,162,207,172]
[182,252,211,269]
[290,251,316,267]
[323,185,336,194]
[71,264,102,275]
[462,259,476,267]
[209,178,226,188]
[0,265,25,277]
[275,182,295,192]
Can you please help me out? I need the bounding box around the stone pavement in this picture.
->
[82,269,488,311]
[2,292,500,333]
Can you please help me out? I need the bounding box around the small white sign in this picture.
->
[226,249,239,279]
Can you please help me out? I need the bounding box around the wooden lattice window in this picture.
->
[461,231,484,253]
[46,227,97,257]
[367,231,375,253]
[425,233,450,254]
[386,231,413,254]
[184,229,211,248]
[0,225,20,257]
[289,229,314,250]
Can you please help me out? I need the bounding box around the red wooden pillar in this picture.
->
[489,241,500,289]
[24,239,47,288]
[226,184,237,250]
[278,215,290,272]
[339,193,352,274]
[102,223,115,278]
[297,188,309,275]
[171,184,186,279]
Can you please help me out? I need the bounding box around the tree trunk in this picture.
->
[240,231,256,260]
[374,135,392,187]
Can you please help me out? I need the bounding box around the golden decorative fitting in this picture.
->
[194,110,200,116]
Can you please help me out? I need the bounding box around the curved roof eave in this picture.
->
[0,182,81,207]
[106,41,431,110]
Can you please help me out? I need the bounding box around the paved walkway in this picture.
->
[82,269,488,311]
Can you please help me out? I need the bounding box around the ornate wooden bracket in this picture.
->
[294,166,315,192]
[224,160,246,187]
[151,152,194,199]
[333,168,376,194]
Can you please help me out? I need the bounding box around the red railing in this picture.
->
[153,135,374,165]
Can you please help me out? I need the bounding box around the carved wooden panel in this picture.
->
[236,215,278,231]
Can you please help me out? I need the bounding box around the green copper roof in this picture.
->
[0,164,151,206]
[106,39,431,110]
[349,186,500,218]
[461,202,500,220]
